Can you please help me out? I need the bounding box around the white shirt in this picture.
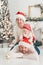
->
[13,24,23,44]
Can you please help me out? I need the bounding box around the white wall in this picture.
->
[30,7,41,18]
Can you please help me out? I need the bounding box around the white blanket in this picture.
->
[0,48,41,65]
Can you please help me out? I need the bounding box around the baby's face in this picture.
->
[16,18,24,29]
[23,29,31,38]
[18,45,29,54]
[18,45,32,54]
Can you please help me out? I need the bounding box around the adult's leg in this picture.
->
[34,45,40,55]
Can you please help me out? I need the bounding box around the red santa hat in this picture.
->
[16,11,26,22]
[23,24,32,31]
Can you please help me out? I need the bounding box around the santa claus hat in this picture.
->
[16,11,26,22]
[19,41,32,48]
[23,24,32,31]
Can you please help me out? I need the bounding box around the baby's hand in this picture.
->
[5,53,10,59]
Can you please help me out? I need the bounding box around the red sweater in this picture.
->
[22,37,31,44]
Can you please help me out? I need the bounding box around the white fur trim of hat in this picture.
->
[16,11,26,22]
[16,14,26,22]
[19,41,32,48]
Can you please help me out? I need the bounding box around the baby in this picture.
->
[18,24,33,54]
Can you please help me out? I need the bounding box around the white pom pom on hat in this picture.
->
[16,11,26,21]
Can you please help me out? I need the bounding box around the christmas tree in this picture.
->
[0,0,14,43]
